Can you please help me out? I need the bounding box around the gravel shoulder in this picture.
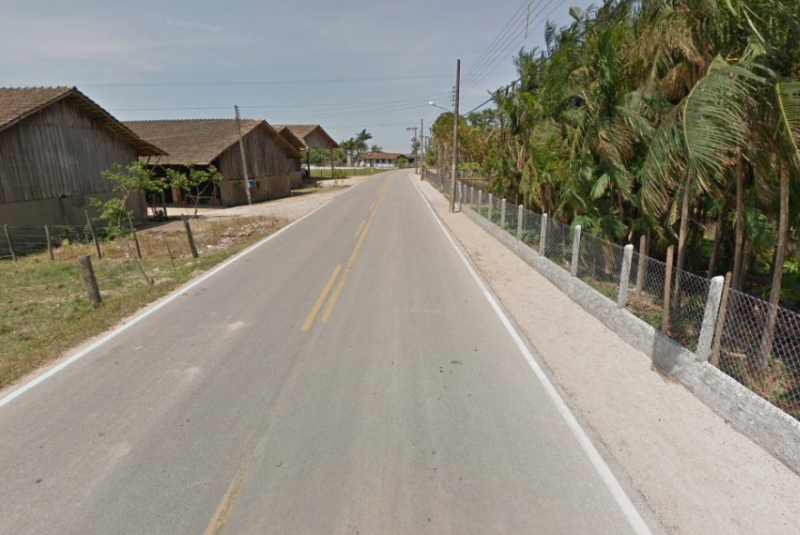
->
[415,174,800,535]
[191,176,369,222]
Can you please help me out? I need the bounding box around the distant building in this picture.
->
[125,119,302,206]
[273,125,340,174]
[0,87,165,226]
[360,152,414,168]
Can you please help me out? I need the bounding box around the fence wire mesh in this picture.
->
[715,289,800,420]
[668,269,710,352]
[422,176,800,422]
[626,253,668,331]
[544,219,573,273]
[519,208,541,252]
[575,232,625,301]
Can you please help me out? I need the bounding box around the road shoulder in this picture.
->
[413,174,800,535]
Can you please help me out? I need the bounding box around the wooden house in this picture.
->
[0,87,165,226]
[125,119,302,206]
[273,125,339,175]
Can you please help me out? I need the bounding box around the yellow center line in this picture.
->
[322,178,392,323]
[354,219,366,239]
[301,264,343,332]
[201,464,249,535]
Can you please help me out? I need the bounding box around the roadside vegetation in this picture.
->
[0,216,285,391]
[309,168,382,179]
[429,0,800,311]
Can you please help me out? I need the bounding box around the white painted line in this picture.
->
[408,173,654,535]
[0,175,376,410]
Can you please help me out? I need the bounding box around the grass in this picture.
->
[0,216,286,391]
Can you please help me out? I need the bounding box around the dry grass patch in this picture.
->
[0,216,286,390]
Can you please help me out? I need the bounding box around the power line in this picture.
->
[461,0,635,116]
[81,73,510,88]
[462,0,568,96]
[460,0,531,86]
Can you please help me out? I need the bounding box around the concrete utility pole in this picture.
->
[234,105,253,205]
[420,119,424,174]
[406,126,418,172]
[449,59,461,213]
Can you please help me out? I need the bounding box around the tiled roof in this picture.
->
[124,119,301,165]
[0,86,165,156]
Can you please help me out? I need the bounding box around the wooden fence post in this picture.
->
[84,210,102,260]
[662,245,675,334]
[127,214,142,259]
[45,225,54,260]
[3,224,17,261]
[79,255,102,306]
[161,231,176,272]
[183,216,199,259]
[125,240,151,285]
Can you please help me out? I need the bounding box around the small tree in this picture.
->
[92,161,163,234]
[396,156,408,168]
[167,164,224,217]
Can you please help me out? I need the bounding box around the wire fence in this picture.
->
[448,179,800,422]
[1,217,277,264]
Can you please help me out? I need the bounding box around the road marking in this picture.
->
[408,172,654,535]
[370,200,376,211]
[322,178,392,323]
[201,464,248,535]
[301,264,342,332]
[354,219,366,239]
[0,173,380,410]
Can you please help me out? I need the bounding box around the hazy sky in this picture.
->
[1,0,595,152]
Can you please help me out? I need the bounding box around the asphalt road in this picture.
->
[0,170,651,534]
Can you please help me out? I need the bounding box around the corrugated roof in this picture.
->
[0,86,165,156]
[124,119,301,165]
[273,124,339,149]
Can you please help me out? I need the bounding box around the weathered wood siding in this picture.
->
[0,99,137,203]
[303,129,336,150]
[217,125,297,180]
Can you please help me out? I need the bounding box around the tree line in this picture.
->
[430,0,800,309]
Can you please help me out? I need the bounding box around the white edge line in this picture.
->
[408,173,654,535]
[0,175,376,410]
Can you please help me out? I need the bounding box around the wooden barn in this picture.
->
[0,87,165,226]
[125,119,302,205]
[273,125,339,175]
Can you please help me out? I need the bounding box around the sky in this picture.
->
[1,0,596,153]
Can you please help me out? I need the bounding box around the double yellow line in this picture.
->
[301,178,392,331]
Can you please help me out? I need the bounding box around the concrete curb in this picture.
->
[461,203,800,476]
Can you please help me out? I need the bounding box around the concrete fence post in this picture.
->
[516,205,523,243]
[696,275,725,362]
[470,186,474,208]
[571,225,582,277]
[617,244,635,308]
[488,194,494,223]
[459,183,463,211]
[477,190,483,217]
[539,214,548,255]
[500,199,507,229]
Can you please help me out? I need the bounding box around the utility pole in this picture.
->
[234,105,253,205]
[449,59,460,213]
[406,126,418,172]
[420,118,424,175]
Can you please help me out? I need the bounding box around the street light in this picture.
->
[428,101,450,113]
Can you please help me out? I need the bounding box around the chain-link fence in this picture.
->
[714,289,800,420]
[576,232,625,301]
[439,177,800,423]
